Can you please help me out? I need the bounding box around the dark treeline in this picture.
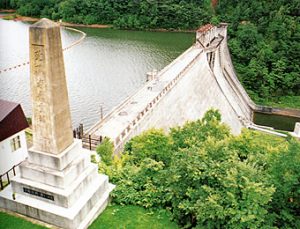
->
[2,0,300,105]
[4,0,213,29]
[216,0,300,103]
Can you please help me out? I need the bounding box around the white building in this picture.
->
[0,99,29,176]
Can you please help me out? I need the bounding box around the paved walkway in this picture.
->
[88,46,203,145]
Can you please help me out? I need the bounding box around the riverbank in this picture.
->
[0,11,195,32]
[0,12,112,28]
[0,9,15,13]
[254,96,300,110]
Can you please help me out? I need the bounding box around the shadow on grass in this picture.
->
[0,205,179,229]
[89,204,179,229]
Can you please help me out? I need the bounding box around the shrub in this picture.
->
[96,137,114,165]
[108,109,299,228]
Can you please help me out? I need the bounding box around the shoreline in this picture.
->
[0,9,15,13]
[0,12,112,28]
[0,11,195,33]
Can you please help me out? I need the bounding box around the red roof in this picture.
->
[197,24,214,33]
[0,99,29,141]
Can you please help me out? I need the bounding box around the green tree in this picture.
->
[125,128,172,166]
[96,137,114,165]
[267,138,300,227]
[109,110,296,228]
[170,109,230,150]
[166,130,274,228]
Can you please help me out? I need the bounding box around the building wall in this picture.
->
[0,131,28,175]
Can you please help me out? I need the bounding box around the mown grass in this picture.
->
[251,129,288,145]
[25,128,33,147]
[1,14,16,20]
[255,96,300,110]
[0,212,45,229]
[89,205,179,229]
[0,205,179,229]
[1,180,9,189]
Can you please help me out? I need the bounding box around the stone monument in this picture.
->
[0,18,114,229]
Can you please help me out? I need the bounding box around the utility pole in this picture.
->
[100,104,103,120]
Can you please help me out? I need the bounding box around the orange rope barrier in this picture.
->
[0,27,86,75]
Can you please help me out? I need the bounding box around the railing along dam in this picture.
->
[83,23,256,153]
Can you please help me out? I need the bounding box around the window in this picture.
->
[10,136,21,152]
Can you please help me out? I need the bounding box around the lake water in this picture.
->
[0,19,194,129]
[253,112,300,132]
[1,19,298,133]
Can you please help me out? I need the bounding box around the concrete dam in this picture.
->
[85,23,257,152]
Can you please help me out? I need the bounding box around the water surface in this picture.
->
[253,112,300,131]
[0,19,194,129]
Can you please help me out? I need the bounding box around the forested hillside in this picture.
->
[2,0,299,107]
[216,1,300,105]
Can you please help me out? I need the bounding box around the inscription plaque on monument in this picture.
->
[23,187,54,201]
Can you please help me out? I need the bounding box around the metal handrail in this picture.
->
[0,161,23,190]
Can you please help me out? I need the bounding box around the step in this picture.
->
[19,153,89,189]
[28,139,83,170]
[0,175,114,229]
[11,163,103,208]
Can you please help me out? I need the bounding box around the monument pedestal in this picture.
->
[0,139,114,229]
[0,18,114,228]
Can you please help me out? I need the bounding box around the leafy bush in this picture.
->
[96,137,114,165]
[101,109,300,228]
[267,138,300,227]
[125,128,172,166]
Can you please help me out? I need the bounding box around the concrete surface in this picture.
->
[30,18,73,155]
[86,24,255,153]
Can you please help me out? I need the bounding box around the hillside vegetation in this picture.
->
[97,109,300,228]
[1,0,299,107]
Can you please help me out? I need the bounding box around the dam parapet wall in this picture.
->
[85,24,258,153]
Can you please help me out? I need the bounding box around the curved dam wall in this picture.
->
[130,52,243,135]
[212,26,254,122]
[86,24,255,152]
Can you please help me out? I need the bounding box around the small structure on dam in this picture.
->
[0,18,114,229]
[85,23,257,153]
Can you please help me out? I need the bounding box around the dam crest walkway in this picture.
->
[83,24,259,152]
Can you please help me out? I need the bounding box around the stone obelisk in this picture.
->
[0,18,114,229]
[30,18,73,154]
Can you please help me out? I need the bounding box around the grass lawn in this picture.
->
[0,205,179,229]
[0,212,45,229]
[1,180,9,189]
[89,205,179,229]
[254,95,300,110]
[244,128,288,146]
[25,128,33,148]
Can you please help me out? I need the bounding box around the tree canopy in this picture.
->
[97,109,300,228]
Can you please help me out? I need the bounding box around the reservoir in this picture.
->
[0,19,194,129]
[1,18,298,133]
[253,112,300,132]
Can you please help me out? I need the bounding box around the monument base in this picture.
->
[0,139,114,229]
